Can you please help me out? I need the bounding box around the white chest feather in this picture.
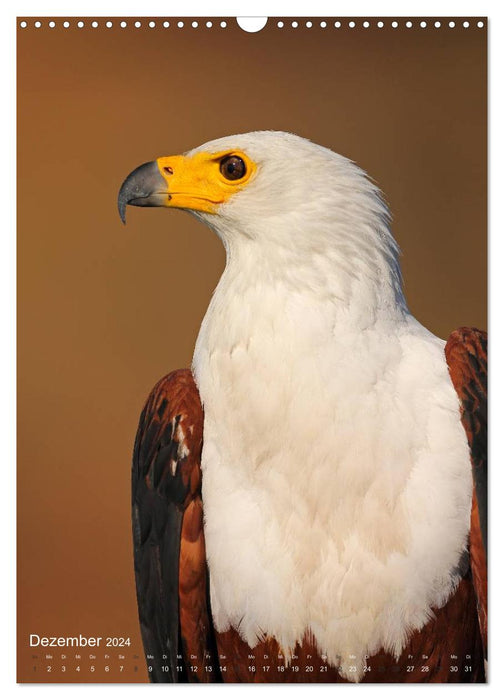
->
[192,273,472,681]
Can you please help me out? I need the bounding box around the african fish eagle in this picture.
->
[118,131,487,683]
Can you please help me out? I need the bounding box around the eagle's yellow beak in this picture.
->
[118,150,256,223]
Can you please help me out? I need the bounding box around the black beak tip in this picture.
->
[118,160,166,226]
[118,198,127,225]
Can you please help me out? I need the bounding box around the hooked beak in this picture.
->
[117,161,169,224]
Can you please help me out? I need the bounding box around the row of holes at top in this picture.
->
[20,19,486,30]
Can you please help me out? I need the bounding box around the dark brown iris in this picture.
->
[220,155,246,181]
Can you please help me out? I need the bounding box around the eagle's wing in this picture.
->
[132,369,219,682]
[445,327,487,661]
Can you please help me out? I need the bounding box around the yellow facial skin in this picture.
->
[155,150,257,214]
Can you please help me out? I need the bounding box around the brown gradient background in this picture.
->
[17,17,487,683]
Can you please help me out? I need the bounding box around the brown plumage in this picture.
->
[445,327,488,660]
[131,328,487,683]
[132,370,219,682]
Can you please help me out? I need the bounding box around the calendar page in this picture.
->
[17,15,487,683]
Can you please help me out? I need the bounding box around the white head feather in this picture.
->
[189,131,407,325]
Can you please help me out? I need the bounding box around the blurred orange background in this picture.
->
[17,17,486,682]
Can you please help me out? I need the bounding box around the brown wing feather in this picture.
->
[445,327,487,660]
[132,369,220,682]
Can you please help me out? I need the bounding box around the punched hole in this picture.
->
[237,17,267,32]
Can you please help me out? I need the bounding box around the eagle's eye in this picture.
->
[220,155,246,181]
